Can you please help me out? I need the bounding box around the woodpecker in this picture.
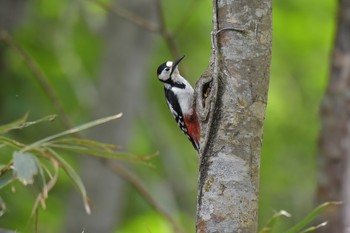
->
[157,55,200,151]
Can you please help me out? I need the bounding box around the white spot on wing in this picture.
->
[166,100,178,118]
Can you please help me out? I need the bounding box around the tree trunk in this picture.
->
[195,0,272,232]
[0,0,27,111]
[63,0,155,232]
[316,1,350,232]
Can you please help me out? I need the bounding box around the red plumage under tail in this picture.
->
[184,110,200,151]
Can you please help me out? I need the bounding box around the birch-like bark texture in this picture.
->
[195,0,271,232]
[316,1,350,232]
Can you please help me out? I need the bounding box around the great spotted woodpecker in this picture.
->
[157,55,200,151]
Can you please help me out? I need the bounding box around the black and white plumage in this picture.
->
[156,55,200,151]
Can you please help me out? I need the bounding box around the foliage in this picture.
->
[0,113,124,218]
[259,202,341,233]
[259,210,291,233]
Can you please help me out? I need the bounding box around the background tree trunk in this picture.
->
[317,1,350,232]
[195,0,272,232]
[0,0,26,90]
[63,0,155,232]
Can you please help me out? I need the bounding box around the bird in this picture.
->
[156,55,200,151]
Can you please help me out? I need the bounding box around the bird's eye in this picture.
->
[165,68,170,72]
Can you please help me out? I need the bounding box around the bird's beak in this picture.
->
[170,55,185,76]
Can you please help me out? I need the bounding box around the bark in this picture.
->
[195,0,272,232]
[63,0,155,232]
[316,1,350,232]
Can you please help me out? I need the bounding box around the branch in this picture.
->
[94,0,182,62]
[94,0,158,33]
[0,30,74,130]
[154,0,181,60]
[104,161,186,233]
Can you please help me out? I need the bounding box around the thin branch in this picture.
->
[154,0,181,60]
[94,0,158,33]
[103,160,186,233]
[0,30,74,130]
[93,0,182,61]
[154,0,166,31]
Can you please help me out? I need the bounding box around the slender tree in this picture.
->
[195,0,272,232]
[317,1,350,232]
[64,0,156,232]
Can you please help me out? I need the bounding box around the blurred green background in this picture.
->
[0,0,336,232]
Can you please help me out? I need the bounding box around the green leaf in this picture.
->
[52,138,118,151]
[0,113,28,134]
[47,143,131,158]
[13,151,39,185]
[0,114,56,134]
[0,169,14,189]
[21,113,122,152]
[0,136,26,150]
[19,114,56,128]
[45,142,158,167]
[48,148,91,214]
[299,222,328,233]
[285,202,341,233]
[259,210,291,233]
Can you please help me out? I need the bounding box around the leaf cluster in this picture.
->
[259,201,341,233]
[0,113,128,216]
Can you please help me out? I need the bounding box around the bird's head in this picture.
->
[157,55,185,83]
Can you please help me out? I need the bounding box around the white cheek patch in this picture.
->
[160,72,168,81]
[166,61,173,67]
